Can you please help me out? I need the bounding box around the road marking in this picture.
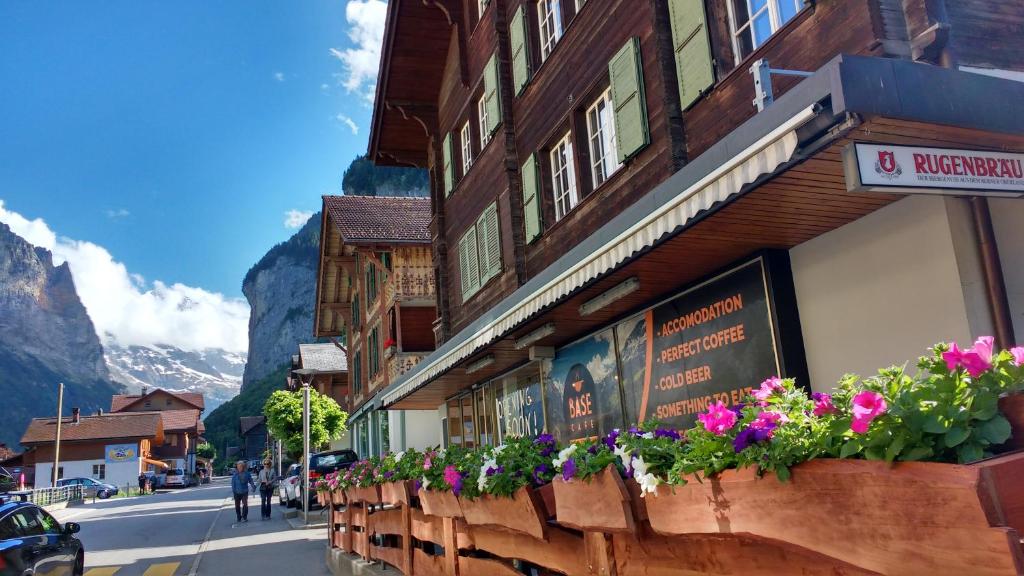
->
[187,496,230,576]
[142,562,180,576]
[83,568,120,576]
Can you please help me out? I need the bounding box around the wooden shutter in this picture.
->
[459,227,481,300]
[442,132,454,196]
[510,6,530,95]
[668,0,714,110]
[477,203,501,281]
[483,53,501,136]
[609,37,649,163]
[521,154,541,243]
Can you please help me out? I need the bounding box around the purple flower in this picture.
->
[654,428,681,441]
[729,403,746,416]
[534,434,555,445]
[733,428,756,452]
[587,444,598,454]
[561,458,576,482]
[628,426,642,436]
[384,470,395,479]
[414,479,422,492]
[811,392,837,416]
[603,429,621,449]
[485,465,504,477]
[532,464,550,486]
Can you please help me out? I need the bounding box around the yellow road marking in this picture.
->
[142,562,180,576]
[83,568,121,576]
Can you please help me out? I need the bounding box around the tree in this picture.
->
[263,388,348,457]
[196,442,216,461]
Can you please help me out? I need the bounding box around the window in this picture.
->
[170,434,178,447]
[537,0,563,61]
[353,351,363,396]
[92,464,106,480]
[56,467,63,480]
[550,133,579,220]
[0,515,19,540]
[366,262,379,304]
[369,326,381,376]
[478,0,489,18]
[144,401,151,408]
[728,0,803,60]
[458,203,502,301]
[34,509,61,535]
[477,96,490,148]
[586,89,621,188]
[575,0,586,10]
[351,293,361,330]
[460,121,473,174]
[166,398,172,406]
[9,510,43,537]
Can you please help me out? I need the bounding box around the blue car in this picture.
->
[0,497,84,575]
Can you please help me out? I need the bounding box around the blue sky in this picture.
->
[0,1,387,353]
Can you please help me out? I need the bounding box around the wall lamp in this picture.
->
[514,323,556,349]
[578,277,640,317]
[465,355,496,375]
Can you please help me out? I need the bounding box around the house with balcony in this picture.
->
[110,388,205,473]
[367,0,1024,446]
[313,195,442,457]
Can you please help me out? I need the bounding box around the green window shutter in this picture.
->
[442,132,454,196]
[521,154,541,243]
[476,202,501,281]
[609,37,649,163]
[668,0,714,110]
[510,6,530,95]
[459,228,481,300]
[483,53,502,136]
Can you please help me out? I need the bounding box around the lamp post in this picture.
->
[291,368,318,524]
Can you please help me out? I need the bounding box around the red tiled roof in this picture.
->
[157,409,202,432]
[21,413,163,445]
[323,195,431,244]
[110,389,205,412]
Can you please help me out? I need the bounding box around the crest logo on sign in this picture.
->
[874,150,902,179]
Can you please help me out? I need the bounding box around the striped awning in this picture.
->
[382,106,816,407]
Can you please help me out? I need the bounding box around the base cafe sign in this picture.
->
[844,143,1024,197]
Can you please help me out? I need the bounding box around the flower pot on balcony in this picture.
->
[418,488,463,518]
[999,392,1024,450]
[459,485,550,540]
[384,345,396,360]
[346,485,381,505]
[553,465,635,533]
[380,480,413,506]
[643,457,1024,576]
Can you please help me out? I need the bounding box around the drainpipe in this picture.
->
[969,197,1015,348]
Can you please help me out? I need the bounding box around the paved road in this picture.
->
[53,479,330,576]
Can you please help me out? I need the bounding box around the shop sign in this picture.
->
[546,328,624,443]
[105,443,138,463]
[618,259,782,429]
[844,143,1024,197]
[495,377,543,440]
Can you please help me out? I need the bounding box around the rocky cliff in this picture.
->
[0,223,123,447]
[240,213,320,390]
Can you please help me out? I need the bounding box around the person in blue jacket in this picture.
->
[231,460,256,522]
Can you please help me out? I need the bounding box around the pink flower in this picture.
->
[697,401,738,436]
[443,465,463,496]
[942,342,964,373]
[961,336,995,378]
[850,390,887,434]
[812,392,837,416]
[423,456,432,470]
[1011,347,1024,367]
[753,377,784,405]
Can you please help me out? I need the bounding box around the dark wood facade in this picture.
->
[371,0,1024,347]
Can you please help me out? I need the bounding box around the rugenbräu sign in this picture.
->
[844,143,1024,197]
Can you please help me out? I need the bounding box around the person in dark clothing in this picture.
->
[231,460,256,522]
[138,472,148,495]
[257,460,277,520]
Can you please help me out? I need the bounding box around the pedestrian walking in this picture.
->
[257,459,277,520]
[231,460,256,523]
[138,472,147,495]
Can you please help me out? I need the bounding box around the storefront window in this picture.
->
[495,364,545,442]
[544,328,625,444]
[447,400,465,447]
[475,386,497,446]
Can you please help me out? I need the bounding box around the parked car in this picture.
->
[56,477,118,499]
[281,450,358,509]
[0,496,84,575]
[163,468,190,488]
[278,464,301,508]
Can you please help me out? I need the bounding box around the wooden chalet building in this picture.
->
[110,388,205,473]
[238,416,269,461]
[367,0,1024,450]
[313,195,442,457]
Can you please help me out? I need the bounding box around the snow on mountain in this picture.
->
[104,341,245,415]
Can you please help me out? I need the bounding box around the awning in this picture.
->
[380,54,1024,408]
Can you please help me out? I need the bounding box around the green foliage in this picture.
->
[202,365,289,462]
[477,436,557,498]
[341,154,429,197]
[242,213,320,289]
[262,388,348,457]
[195,442,216,461]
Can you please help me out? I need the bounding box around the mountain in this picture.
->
[342,154,429,197]
[0,223,124,448]
[240,213,320,391]
[104,342,245,414]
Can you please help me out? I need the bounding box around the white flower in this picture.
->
[421,476,431,490]
[641,432,655,440]
[493,444,506,455]
[552,443,578,469]
[394,451,406,462]
[631,456,661,497]
[478,457,497,493]
[613,444,631,470]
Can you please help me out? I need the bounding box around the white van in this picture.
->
[164,468,189,488]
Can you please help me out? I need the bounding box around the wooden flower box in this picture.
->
[643,457,1024,576]
[316,491,327,507]
[552,465,635,533]
[346,485,381,505]
[331,488,346,506]
[999,392,1024,450]
[459,485,550,540]
[418,488,463,518]
[380,480,413,506]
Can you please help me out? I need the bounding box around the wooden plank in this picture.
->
[442,517,458,576]
[584,531,616,576]
[370,544,405,571]
[412,507,445,545]
[413,548,447,576]
[370,507,404,536]
[467,524,588,576]
[459,556,522,576]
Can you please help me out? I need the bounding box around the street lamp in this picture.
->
[291,368,319,524]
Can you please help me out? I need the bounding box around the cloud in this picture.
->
[0,200,249,354]
[106,208,130,220]
[335,113,359,135]
[330,0,387,104]
[320,83,330,91]
[284,209,314,229]
[274,71,285,82]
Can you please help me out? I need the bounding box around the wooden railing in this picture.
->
[324,452,1024,576]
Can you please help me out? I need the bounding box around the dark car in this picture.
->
[0,497,84,575]
[56,477,118,499]
[299,450,358,508]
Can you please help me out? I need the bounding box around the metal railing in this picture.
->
[24,485,84,507]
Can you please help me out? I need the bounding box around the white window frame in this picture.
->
[478,96,491,148]
[585,88,620,188]
[478,0,488,18]
[575,0,586,12]
[550,133,579,221]
[537,0,563,62]
[726,0,804,63]
[460,121,473,175]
